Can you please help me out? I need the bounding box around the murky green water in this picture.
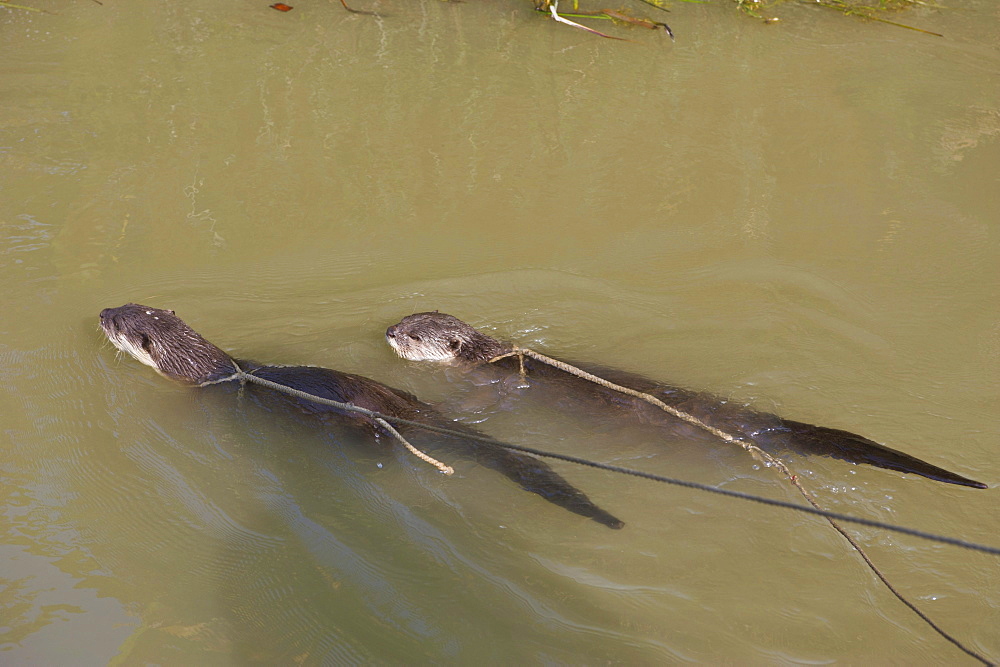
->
[2,1,997,663]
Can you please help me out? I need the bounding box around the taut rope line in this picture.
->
[488,346,993,665]
[206,362,1000,557]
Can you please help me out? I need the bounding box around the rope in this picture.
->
[489,346,993,665]
[211,353,997,661]
[204,363,1000,557]
[211,364,454,475]
[492,346,781,450]
[372,416,454,476]
[202,348,995,664]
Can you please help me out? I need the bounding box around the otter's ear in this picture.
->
[167,309,175,315]
[448,338,461,350]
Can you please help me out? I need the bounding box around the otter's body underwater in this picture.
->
[99,304,624,529]
[386,311,986,490]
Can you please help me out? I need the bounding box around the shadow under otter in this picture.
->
[386,312,986,490]
[99,303,624,529]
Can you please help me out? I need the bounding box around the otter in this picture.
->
[386,312,986,490]
[99,304,624,529]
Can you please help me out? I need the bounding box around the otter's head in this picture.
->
[100,303,236,385]
[385,312,509,364]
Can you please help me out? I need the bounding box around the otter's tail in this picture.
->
[780,419,986,489]
[467,440,625,529]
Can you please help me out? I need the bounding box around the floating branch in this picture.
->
[811,0,943,36]
[733,0,944,35]
[0,1,52,12]
[336,0,381,16]
[545,0,630,40]
[529,0,942,39]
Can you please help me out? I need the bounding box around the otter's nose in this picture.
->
[386,325,397,339]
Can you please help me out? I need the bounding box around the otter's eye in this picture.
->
[408,334,421,342]
[139,333,153,353]
[448,339,461,350]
